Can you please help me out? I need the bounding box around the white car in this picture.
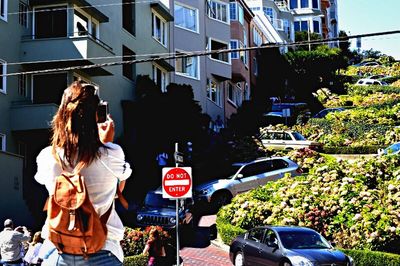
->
[259,130,323,151]
[356,78,388,86]
[194,157,302,210]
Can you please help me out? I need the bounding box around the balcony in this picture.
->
[10,102,58,131]
[275,1,290,11]
[20,34,113,76]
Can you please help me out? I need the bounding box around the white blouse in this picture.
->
[34,142,132,262]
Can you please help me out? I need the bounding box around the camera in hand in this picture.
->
[97,101,108,123]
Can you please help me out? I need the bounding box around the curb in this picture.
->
[210,236,230,253]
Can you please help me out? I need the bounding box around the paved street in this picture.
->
[179,214,232,265]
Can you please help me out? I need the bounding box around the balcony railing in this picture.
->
[22,31,113,52]
[275,1,290,11]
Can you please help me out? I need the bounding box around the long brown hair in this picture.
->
[51,81,103,170]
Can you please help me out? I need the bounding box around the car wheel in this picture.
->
[234,251,244,266]
[211,191,232,211]
[280,259,292,266]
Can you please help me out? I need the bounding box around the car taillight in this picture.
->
[296,167,303,174]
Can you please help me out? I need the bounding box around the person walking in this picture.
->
[34,81,132,266]
[142,227,168,266]
[23,231,43,266]
[0,219,31,266]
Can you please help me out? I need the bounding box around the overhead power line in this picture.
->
[1,30,400,77]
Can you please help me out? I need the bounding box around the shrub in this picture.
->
[340,249,400,266]
[217,155,400,253]
[323,145,383,154]
[123,254,148,266]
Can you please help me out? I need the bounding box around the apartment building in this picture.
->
[0,0,174,227]
[288,0,323,36]
[171,0,231,128]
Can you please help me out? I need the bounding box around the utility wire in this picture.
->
[1,30,399,77]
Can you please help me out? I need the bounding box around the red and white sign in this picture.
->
[162,167,192,199]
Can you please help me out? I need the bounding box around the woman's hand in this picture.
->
[98,115,115,143]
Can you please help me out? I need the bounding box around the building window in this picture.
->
[19,2,28,27]
[240,32,248,66]
[230,40,238,59]
[301,0,309,8]
[244,83,249,100]
[229,2,236,20]
[0,0,7,21]
[34,5,67,39]
[123,46,136,81]
[207,0,228,23]
[152,12,168,46]
[209,39,229,63]
[290,0,298,9]
[0,133,5,151]
[0,59,6,94]
[253,27,262,46]
[284,19,290,38]
[313,20,320,33]
[175,3,198,32]
[18,74,27,97]
[263,7,274,22]
[175,52,198,79]
[73,9,99,39]
[312,0,319,9]
[123,0,135,36]
[227,83,242,106]
[152,65,168,93]
[253,57,258,76]
[33,73,67,104]
[207,79,222,106]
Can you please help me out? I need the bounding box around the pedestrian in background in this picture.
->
[0,219,31,266]
[23,231,43,266]
[34,81,132,265]
[142,227,167,266]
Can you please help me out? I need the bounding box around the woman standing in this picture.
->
[34,81,132,265]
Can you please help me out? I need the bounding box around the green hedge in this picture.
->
[216,218,400,266]
[216,215,246,244]
[346,84,400,96]
[323,145,382,154]
[340,249,400,266]
[124,254,148,266]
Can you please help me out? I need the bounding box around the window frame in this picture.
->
[175,51,199,80]
[0,59,6,94]
[19,1,28,27]
[33,4,68,39]
[18,74,27,97]
[174,2,199,33]
[207,0,229,24]
[0,133,5,152]
[152,11,168,47]
[207,78,222,107]
[122,45,136,81]
[152,64,169,93]
[74,8,100,39]
[0,0,7,22]
[230,40,239,59]
[208,38,230,64]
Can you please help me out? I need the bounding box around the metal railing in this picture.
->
[21,31,113,52]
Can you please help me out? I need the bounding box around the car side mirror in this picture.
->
[267,241,279,249]
[236,173,243,179]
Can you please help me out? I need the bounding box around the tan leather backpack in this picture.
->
[44,162,128,258]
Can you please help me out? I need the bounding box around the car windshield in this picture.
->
[225,165,243,177]
[145,193,175,208]
[292,132,306,140]
[385,143,400,154]
[279,231,331,249]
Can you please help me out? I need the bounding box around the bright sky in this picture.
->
[337,0,400,59]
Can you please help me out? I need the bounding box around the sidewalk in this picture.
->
[180,215,232,266]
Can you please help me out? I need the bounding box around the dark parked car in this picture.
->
[312,107,345,118]
[136,187,194,229]
[229,226,353,266]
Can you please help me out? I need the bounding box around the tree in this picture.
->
[294,31,323,51]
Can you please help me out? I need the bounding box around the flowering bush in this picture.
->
[121,226,172,257]
[218,155,400,253]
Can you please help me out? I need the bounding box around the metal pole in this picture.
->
[175,142,180,266]
[308,19,311,51]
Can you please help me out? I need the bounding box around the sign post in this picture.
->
[162,143,192,266]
